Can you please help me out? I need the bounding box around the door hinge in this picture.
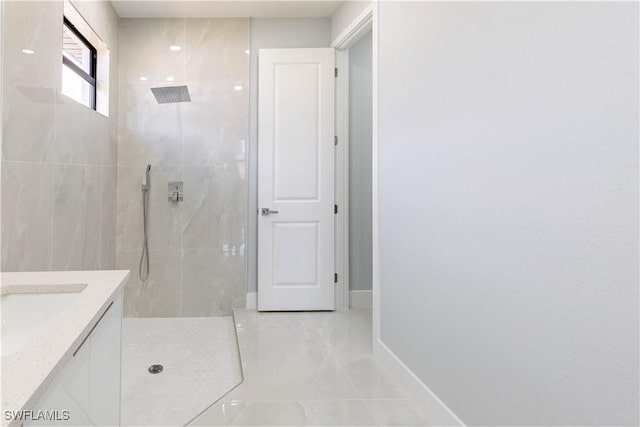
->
[334,135,338,146]
[334,273,338,283]
[334,204,338,214]
[334,67,338,78]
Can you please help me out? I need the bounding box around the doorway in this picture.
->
[253,6,377,320]
[346,31,373,309]
[332,3,378,353]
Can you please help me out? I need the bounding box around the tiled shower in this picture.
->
[1,5,249,315]
[115,18,249,317]
[113,19,251,422]
[1,3,250,424]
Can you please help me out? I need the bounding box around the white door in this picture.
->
[258,48,335,311]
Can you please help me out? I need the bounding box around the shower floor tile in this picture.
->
[120,316,242,426]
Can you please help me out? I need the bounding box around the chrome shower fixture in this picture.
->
[142,164,151,192]
[139,165,151,282]
[150,85,191,104]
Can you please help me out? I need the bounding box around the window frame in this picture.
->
[62,16,97,110]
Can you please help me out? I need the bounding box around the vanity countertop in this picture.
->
[1,270,129,425]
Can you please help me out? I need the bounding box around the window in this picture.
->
[62,17,97,109]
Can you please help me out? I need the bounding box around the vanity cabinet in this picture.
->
[25,292,123,427]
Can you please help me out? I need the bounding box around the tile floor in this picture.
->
[121,317,242,426]
[188,308,431,426]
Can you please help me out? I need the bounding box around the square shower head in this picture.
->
[150,85,191,104]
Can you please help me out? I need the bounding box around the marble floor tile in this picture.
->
[300,308,373,330]
[216,400,378,427]
[365,399,432,426]
[320,327,373,367]
[225,347,361,402]
[233,309,307,330]
[344,358,409,399]
[189,403,227,426]
[234,327,329,367]
[188,308,431,426]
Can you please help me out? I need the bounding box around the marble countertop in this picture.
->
[1,270,130,425]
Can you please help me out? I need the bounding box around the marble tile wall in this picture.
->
[116,19,249,317]
[1,0,119,271]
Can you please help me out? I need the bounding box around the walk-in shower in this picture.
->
[118,18,249,426]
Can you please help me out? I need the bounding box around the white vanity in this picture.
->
[1,271,129,427]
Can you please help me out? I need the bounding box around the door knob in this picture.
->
[261,208,279,216]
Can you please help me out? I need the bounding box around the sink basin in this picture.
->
[1,291,83,357]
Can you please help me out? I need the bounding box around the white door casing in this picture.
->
[258,48,335,311]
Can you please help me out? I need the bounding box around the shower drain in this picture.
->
[148,364,164,374]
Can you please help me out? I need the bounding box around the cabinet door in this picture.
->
[26,292,122,427]
[89,293,122,426]
[25,336,91,426]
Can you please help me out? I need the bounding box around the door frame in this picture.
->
[331,2,380,355]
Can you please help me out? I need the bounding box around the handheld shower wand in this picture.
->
[142,164,151,192]
[139,165,151,282]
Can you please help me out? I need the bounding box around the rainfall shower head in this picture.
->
[151,85,191,104]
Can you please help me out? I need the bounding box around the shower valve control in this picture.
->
[168,181,183,203]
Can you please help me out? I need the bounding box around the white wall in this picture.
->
[378,2,639,426]
[247,18,331,295]
[348,31,372,292]
[330,1,371,43]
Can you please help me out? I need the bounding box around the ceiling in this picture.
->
[111,1,344,18]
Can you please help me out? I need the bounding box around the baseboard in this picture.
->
[349,290,372,308]
[377,340,465,426]
[245,292,257,309]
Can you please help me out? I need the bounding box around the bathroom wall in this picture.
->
[246,18,331,302]
[117,18,249,317]
[378,2,638,425]
[330,1,371,43]
[348,31,372,293]
[1,0,119,271]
